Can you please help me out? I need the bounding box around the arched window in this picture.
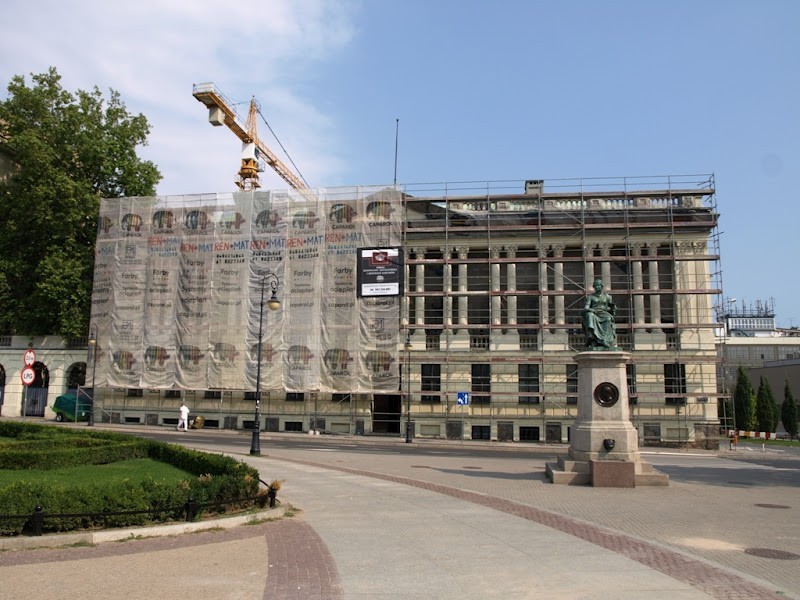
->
[66,362,87,392]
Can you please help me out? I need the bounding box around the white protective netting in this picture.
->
[90,186,402,392]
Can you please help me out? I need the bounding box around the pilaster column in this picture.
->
[693,241,709,327]
[441,247,452,327]
[456,246,469,327]
[600,243,612,290]
[674,241,696,326]
[506,246,517,326]
[583,243,596,290]
[490,245,502,326]
[538,245,549,326]
[552,243,565,325]
[630,243,645,324]
[647,244,661,324]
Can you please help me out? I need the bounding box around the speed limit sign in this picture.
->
[21,367,36,386]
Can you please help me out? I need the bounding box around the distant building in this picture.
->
[0,175,725,448]
[716,299,800,431]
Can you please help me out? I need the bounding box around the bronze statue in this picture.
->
[581,279,619,350]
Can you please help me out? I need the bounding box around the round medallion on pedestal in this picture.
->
[594,382,619,407]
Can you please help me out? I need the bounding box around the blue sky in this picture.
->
[1,0,798,326]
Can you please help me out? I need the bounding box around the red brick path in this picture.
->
[263,519,343,600]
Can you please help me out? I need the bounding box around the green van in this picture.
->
[52,393,92,422]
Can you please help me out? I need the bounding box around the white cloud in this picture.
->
[0,0,357,194]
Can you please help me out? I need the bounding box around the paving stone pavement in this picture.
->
[0,427,797,599]
[250,440,798,600]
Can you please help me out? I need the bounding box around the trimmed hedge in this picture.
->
[0,422,262,536]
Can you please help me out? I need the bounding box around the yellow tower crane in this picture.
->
[192,82,309,192]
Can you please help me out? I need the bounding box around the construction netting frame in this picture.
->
[90,186,403,393]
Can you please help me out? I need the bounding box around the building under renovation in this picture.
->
[0,175,722,448]
[397,175,721,447]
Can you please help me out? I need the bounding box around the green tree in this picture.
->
[732,366,756,431]
[755,376,776,433]
[0,67,160,336]
[782,380,798,440]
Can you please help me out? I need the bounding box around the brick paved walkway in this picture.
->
[276,455,788,600]
[263,519,343,600]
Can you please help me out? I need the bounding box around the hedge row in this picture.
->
[0,422,262,535]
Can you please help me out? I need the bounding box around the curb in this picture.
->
[0,505,286,552]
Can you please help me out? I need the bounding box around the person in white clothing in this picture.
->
[177,402,190,431]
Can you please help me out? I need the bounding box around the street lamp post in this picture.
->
[251,274,280,456]
[404,334,413,443]
[87,326,97,426]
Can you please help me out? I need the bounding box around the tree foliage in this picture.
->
[0,67,161,336]
[782,380,798,439]
[755,376,776,433]
[733,366,756,431]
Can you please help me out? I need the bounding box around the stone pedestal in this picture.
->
[546,351,668,487]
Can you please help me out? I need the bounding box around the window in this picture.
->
[566,364,578,405]
[471,425,491,440]
[626,364,637,404]
[332,393,351,403]
[204,390,222,399]
[643,423,661,440]
[164,390,181,399]
[126,388,143,397]
[518,363,540,403]
[421,364,441,403]
[471,364,491,404]
[664,363,687,405]
[519,426,540,442]
[286,392,305,402]
[243,391,259,400]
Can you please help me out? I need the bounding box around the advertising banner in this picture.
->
[90,186,403,393]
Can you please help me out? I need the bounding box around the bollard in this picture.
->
[185,497,197,522]
[32,505,44,536]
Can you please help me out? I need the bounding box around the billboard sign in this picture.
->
[357,247,403,297]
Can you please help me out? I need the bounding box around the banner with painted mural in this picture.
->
[207,193,254,390]
[90,186,404,392]
[247,191,288,392]
[91,203,123,389]
[141,197,180,388]
[107,196,151,388]
[359,296,402,388]
[174,194,217,388]
[319,186,361,392]
[283,190,324,391]
[356,188,403,391]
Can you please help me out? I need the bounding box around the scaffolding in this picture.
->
[73,175,723,445]
[400,174,721,446]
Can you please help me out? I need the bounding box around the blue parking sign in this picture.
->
[457,392,470,406]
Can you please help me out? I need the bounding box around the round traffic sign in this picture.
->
[21,367,36,386]
[23,349,36,366]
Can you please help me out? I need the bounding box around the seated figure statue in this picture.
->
[581,279,619,350]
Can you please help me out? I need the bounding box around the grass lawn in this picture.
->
[0,458,192,488]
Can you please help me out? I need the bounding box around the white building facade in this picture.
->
[0,176,723,447]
